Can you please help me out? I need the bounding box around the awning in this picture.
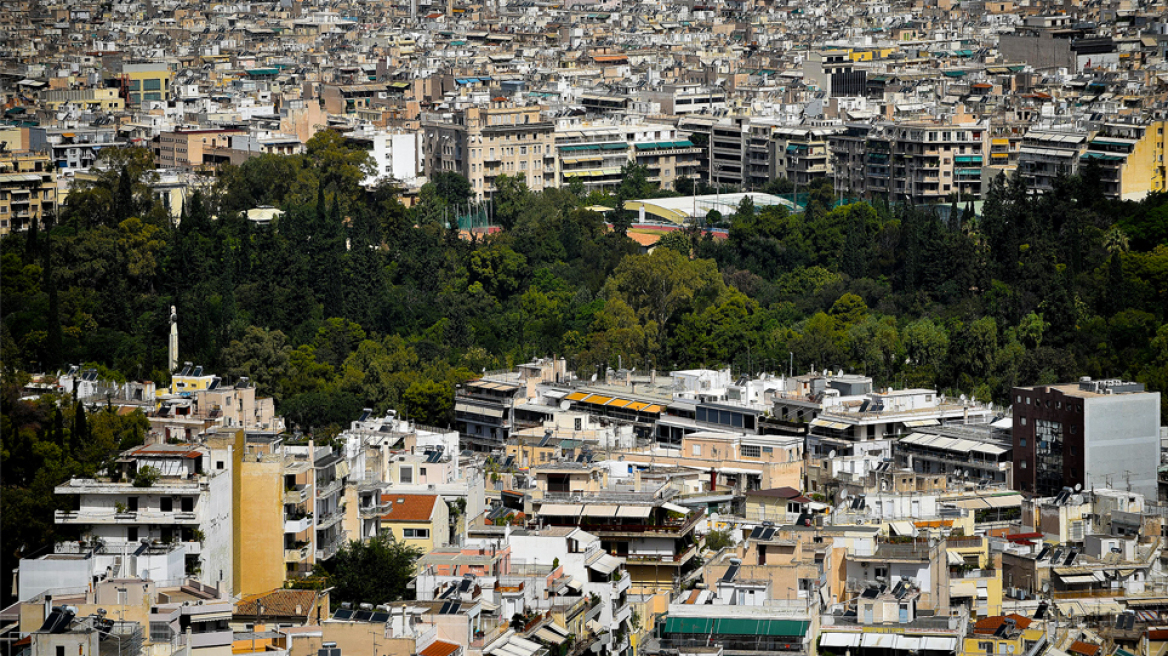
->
[538,503,583,516]
[661,502,689,514]
[810,418,849,430]
[904,418,940,428]
[862,633,899,648]
[616,506,653,518]
[890,521,916,536]
[589,554,621,575]
[565,578,583,591]
[335,459,350,478]
[898,637,923,651]
[190,612,232,622]
[535,628,566,644]
[820,633,862,648]
[922,637,957,651]
[581,505,620,518]
[947,550,965,566]
[662,617,809,636]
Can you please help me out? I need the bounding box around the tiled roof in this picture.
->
[1070,641,1102,656]
[381,494,438,522]
[420,640,461,656]
[236,589,321,618]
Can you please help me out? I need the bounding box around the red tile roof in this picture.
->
[1069,641,1101,656]
[236,589,322,619]
[381,494,438,522]
[420,641,461,656]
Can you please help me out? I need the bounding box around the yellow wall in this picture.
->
[384,520,437,554]
[233,431,285,596]
[960,626,1044,656]
[1119,121,1167,200]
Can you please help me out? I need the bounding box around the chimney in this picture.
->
[633,469,642,493]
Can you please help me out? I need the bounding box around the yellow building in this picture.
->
[380,494,448,554]
[41,88,125,112]
[168,362,217,394]
[1085,121,1168,200]
[0,152,57,236]
[113,62,172,106]
[222,429,287,597]
[961,615,1046,656]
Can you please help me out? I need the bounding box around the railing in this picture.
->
[625,544,696,565]
[285,546,310,562]
[285,486,310,504]
[316,508,344,530]
[360,502,391,518]
[316,478,343,498]
[55,510,200,524]
[470,621,510,648]
[821,614,960,631]
[1052,589,1125,599]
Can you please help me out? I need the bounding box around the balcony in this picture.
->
[614,571,632,595]
[359,501,391,518]
[316,508,344,531]
[316,531,348,561]
[316,478,343,499]
[624,543,697,566]
[284,515,314,533]
[285,545,310,562]
[55,510,200,525]
[284,486,310,505]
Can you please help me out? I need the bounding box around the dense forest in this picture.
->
[4,132,1168,435]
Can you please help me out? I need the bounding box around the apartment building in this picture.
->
[888,119,990,203]
[53,443,234,592]
[1018,130,1090,193]
[0,151,57,235]
[1083,121,1168,200]
[157,128,248,171]
[422,104,555,200]
[1012,378,1161,498]
[771,125,840,189]
[112,62,172,106]
[531,480,702,594]
[555,122,700,191]
[455,377,525,451]
[40,88,125,113]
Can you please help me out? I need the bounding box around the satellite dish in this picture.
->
[560,401,571,411]
[1074,483,1082,492]
[1042,582,1050,593]
[829,450,837,459]
[839,489,849,500]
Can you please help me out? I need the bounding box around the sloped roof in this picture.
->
[236,589,321,618]
[381,494,439,522]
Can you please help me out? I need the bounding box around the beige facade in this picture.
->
[157,129,247,171]
[230,431,286,597]
[422,104,555,200]
[0,152,57,235]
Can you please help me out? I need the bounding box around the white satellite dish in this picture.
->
[560,401,571,411]
[1074,483,1082,492]
[829,450,837,459]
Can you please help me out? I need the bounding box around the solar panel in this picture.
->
[1034,603,1047,619]
[208,378,220,390]
[994,624,1010,638]
[859,400,870,412]
[1125,614,1136,630]
[358,409,372,422]
[333,609,353,620]
[440,585,458,598]
[861,588,879,599]
[439,601,452,615]
[1116,615,1127,629]
[193,366,203,376]
[370,612,390,624]
[180,364,191,376]
[1037,546,1051,561]
[445,602,462,615]
[354,610,373,622]
[538,433,552,447]
[459,578,473,592]
[721,565,739,582]
[749,526,764,539]
[761,528,776,540]
[1050,548,1064,564]
[1064,551,1076,566]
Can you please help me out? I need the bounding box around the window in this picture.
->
[741,445,761,458]
[127,497,138,511]
[574,418,582,431]
[181,496,193,511]
[1021,417,1027,426]
[1020,438,1026,447]
[400,467,413,484]
[692,444,701,456]
[403,528,430,539]
[420,467,428,476]
[160,497,173,512]
[127,527,139,542]
[57,647,65,656]
[150,622,173,643]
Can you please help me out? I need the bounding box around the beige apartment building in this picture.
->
[0,152,57,235]
[422,103,556,200]
[157,128,247,171]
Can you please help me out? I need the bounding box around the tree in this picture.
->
[220,327,293,398]
[403,379,454,427]
[317,534,422,606]
[704,529,733,551]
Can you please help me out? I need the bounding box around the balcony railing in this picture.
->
[285,545,310,562]
[316,508,344,530]
[284,515,314,533]
[55,509,199,524]
[285,486,310,505]
[316,478,343,499]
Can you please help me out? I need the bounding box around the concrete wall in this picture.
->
[1084,393,1161,498]
[234,431,286,597]
[204,467,234,591]
[19,556,95,601]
